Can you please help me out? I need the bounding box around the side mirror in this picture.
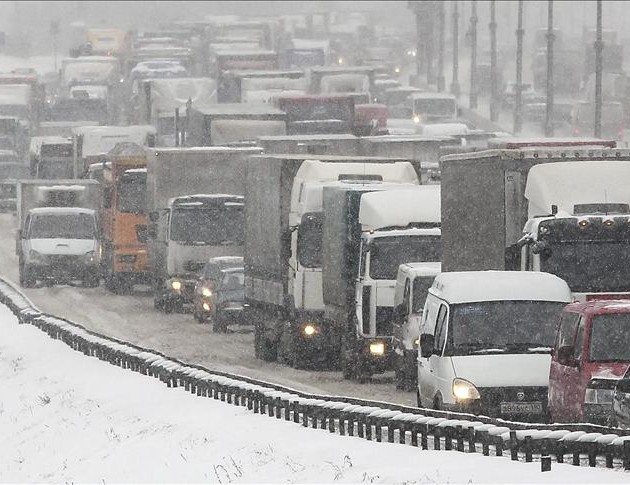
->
[419,333,435,358]
[556,345,578,367]
[615,378,630,394]
[147,222,157,239]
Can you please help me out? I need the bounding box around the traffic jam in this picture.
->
[1,1,630,445]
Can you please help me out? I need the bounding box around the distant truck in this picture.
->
[100,143,150,293]
[307,66,376,100]
[29,136,73,179]
[322,184,441,380]
[245,155,420,369]
[16,179,102,288]
[72,125,156,178]
[184,104,287,146]
[217,69,304,103]
[440,147,630,300]
[0,116,29,161]
[273,94,355,135]
[132,78,217,145]
[146,147,260,312]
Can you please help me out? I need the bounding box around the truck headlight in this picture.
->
[585,379,617,404]
[302,323,317,336]
[201,287,212,297]
[453,378,480,401]
[369,341,386,356]
[171,280,182,291]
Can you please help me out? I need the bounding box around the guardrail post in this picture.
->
[605,444,614,468]
[456,425,465,452]
[302,406,309,427]
[292,401,299,423]
[365,418,372,441]
[434,427,441,450]
[388,422,395,443]
[329,413,336,433]
[398,423,406,445]
[623,441,630,470]
[339,413,346,435]
[480,432,489,455]
[524,436,533,462]
[572,443,581,466]
[541,440,552,472]
[275,398,282,418]
[467,426,475,453]
[283,400,290,420]
[495,436,503,457]
[555,441,564,463]
[420,423,427,450]
[357,417,364,438]
[510,431,518,461]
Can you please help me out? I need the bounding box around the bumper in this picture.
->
[165,277,197,305]
[29,260,99,279]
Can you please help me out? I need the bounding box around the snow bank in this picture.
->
[0,302,627,482]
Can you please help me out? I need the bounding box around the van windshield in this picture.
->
[29,213,95,239]
[446,300,565,355]
[589,314,630,361]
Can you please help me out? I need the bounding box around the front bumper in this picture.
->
[28,257,99,279]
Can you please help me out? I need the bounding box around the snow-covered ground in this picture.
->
[0,303,628,483]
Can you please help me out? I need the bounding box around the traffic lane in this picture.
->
[0,214,416,406]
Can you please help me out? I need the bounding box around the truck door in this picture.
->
[419,300,449,407]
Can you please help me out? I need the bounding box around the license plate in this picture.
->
[500,402,543,415]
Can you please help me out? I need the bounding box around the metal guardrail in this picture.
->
[1,277,629,473]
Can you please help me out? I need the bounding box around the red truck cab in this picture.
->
[548,300,630,425]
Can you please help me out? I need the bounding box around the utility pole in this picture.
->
[425,2,435,86]
[469,0,478,110]
[594,0,603,138]
[489,0,498,122]
[544,0,555,137]
[437,1,445,91]
[451,1,460,96]
[514,0,525,134]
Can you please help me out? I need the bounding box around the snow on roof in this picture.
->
[148,78,217,111]
[398,261,442,278]
[411,92,456,100]
[525,161,630,217]
[258,134,357,141]
[192,103,285,116]
[30,206,95,215]
[420,123,470,136]
[430,271,572,304]
[359,185,441,230]
[30,136,71,152]
[38,184,86,193]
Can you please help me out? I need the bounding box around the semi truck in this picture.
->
[216,69,304,103]
[184,104,287,147]
[321,184,441,380]
[100,142,150,293]
[29,136,73,179]
[146,146,261,312]
[440,147,630,299]
[16,179,102,288]
[257,134,360,156]
[244,154,419,368]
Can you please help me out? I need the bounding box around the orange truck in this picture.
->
[100,142,150,293]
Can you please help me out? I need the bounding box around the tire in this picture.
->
[19,263,36,288]
[254,321,277,362]
[212,312,228,333]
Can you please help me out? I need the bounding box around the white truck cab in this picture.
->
[392,261,441,391]
[417,270,572,421]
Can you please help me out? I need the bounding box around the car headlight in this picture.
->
[201,287,212,297]
[452,378,480,401]
[413,115,421,124]
[585,379,617,404]
[202,302,211,311]
[171,280,182,291]
[369,341,386,356]
[302,323,317,336]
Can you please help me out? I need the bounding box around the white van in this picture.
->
[417,271,572,421]
[392,262,441,391]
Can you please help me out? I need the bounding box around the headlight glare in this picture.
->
[303,323,316,336]
[369,341,385,356]
[452,378,480,401]
[202,287,212,297]
[171,280,182,291]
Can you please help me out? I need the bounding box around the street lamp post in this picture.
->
[594,0,603,138]
[437,1,446,92]
[544,0,555,137]
[451,1,461,96]
[514,0,525,134]
[469,0,478,110]
[489,0,498,122]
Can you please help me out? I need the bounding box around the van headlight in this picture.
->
[453,378,480,401]
[369,341,386,356]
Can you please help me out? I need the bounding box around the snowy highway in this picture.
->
[0,212,416,406]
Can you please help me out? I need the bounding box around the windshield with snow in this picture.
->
[413,98,456,117]
[589,313,630,361]
[29,213,96,239]
[170,206,244,245]
[118,174,146,214]
[445,301,566,355]
[369,235,441,280]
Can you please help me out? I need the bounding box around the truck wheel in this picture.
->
[254,321,277,361]
[83,272,100,288]
[19,263,36,288]
[212,312,228,333]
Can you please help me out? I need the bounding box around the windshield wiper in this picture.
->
[503,343,552,353]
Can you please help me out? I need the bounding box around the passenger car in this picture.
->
[192,256,245,332]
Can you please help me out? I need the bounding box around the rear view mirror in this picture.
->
[556,345,578,367]
[616,378,630,394]
[419,333,435,358]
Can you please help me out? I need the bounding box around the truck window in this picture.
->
[29,213,95,239]
[369,235,441,280]
[446,300,566,355]
[573,317,585,360]
[434,304,448,354]
[118,174,146,214]
[589,313,630,361]
[170,204,244,245]
[412,276,433,313]
[556,311,580,350]
[297,212,322,268]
